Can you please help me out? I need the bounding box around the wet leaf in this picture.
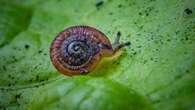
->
[0,0,194,110]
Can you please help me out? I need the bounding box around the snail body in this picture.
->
[50,26,130,76]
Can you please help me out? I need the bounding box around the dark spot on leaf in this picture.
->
[144,7,154,16]
[38,50,43,54]
[15,94,21,99]
[113,61,120,65]
[109,12,113,15]
[34,65,38,69]
[167,39,171,42]
[184,8,192,15]
[36,75,39,81]
[146,13,149,16]
[139,25,144,29]
[2,107,6,110]
[0,88,5,91]
[95,1,104,10]
[184,51,188,55]
[21,70,25,73]
[186,70,190,73]
[152,99,160,103]
[137,45,142,48]
[185,37,189,40]
[118,4,123,8]
[175,31,180,35]
[8,74,12,78]
[24,44,30,49]
[138,12,142,15]
[13,47,17,50]
[175,74,182,80]
[3,66,6,71]
[133,52,137,55]
[12,56,17,62]
[29,79,33,82]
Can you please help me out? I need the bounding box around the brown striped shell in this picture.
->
[50,26,114,76]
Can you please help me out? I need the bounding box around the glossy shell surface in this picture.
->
[50,26,113,76]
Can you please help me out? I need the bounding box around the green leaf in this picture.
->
[0,0,194,110]
[28,77,151,110]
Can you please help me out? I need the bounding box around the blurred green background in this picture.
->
[0,0,194,110]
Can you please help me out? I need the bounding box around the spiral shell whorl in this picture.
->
[61,35,99,69]
[50,26,112,75]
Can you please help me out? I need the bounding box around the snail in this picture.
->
[50,26,130,76]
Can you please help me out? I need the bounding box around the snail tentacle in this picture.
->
[113,32,131,53]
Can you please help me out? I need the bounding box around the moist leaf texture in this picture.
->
[0,0,194,110]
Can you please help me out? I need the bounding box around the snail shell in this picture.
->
[50,26,114,76]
